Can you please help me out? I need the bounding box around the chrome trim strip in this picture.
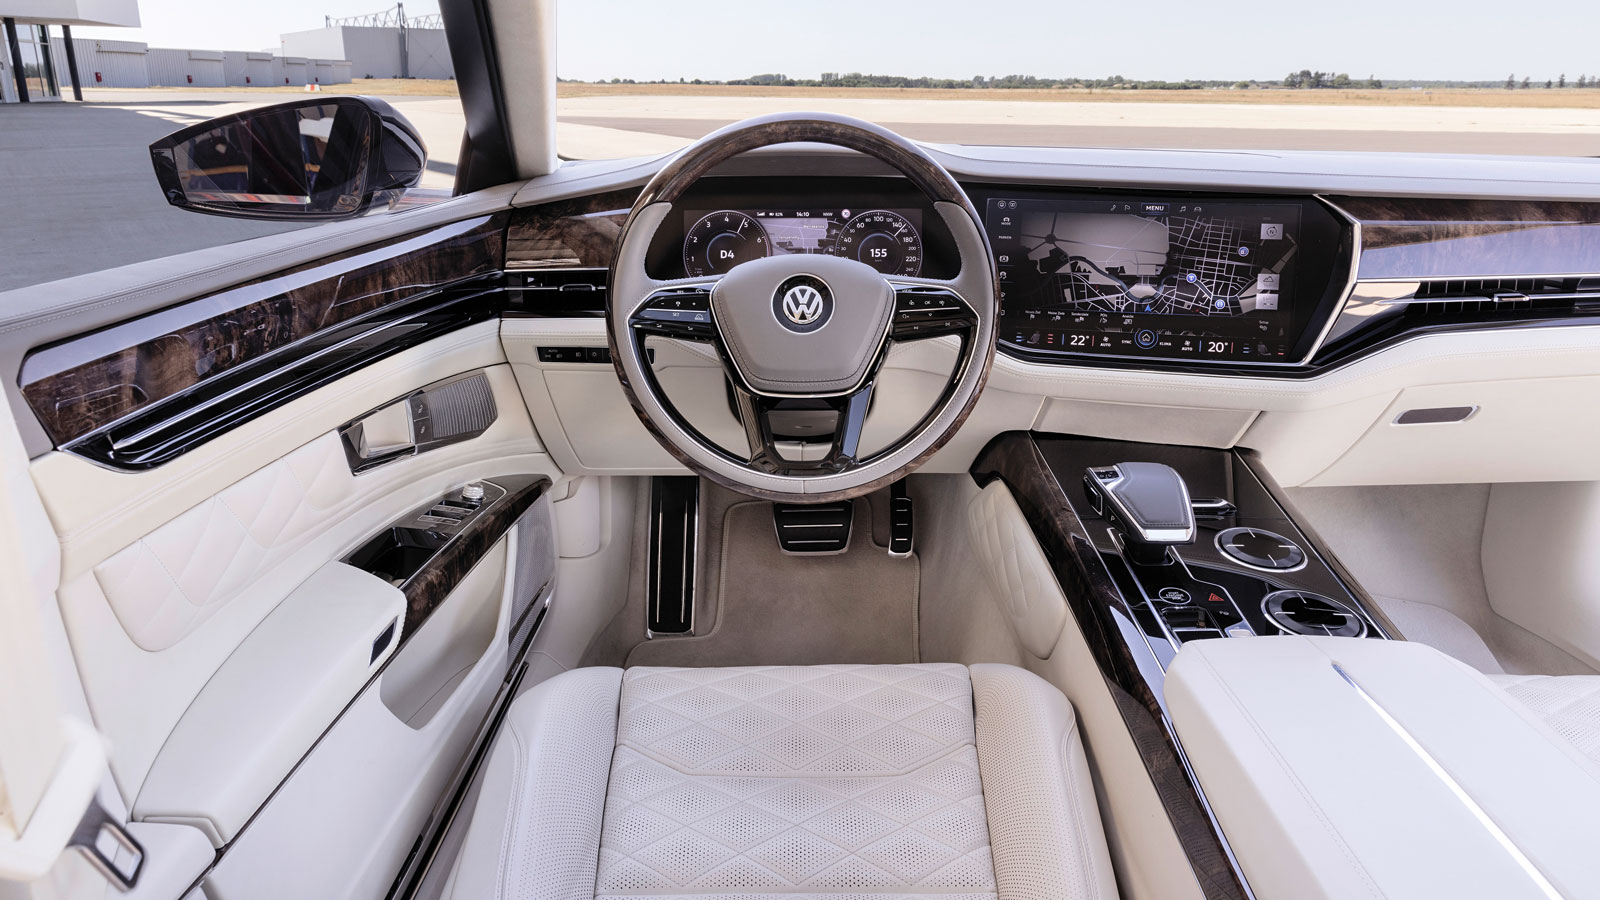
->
[1304,195,1363,362]
[1331,663,1565,900]
[1380,290,1600,306]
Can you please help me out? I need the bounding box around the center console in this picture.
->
[1048,437,1390,671]
[971,432,1396,899]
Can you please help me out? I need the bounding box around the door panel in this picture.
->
[44,355,550,816]
[206,536,518,900]
[0,163,580,891]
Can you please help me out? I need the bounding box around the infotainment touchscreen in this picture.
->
[986,195,1306,363]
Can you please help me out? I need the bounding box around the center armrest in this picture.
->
[1165,636,1600,900]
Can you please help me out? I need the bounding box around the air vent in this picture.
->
[1403,276,1600,316]
[506,267,608,317]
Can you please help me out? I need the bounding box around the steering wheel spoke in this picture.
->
[628,282,720,341]
[731,380,878,475]
[890,285,979,341]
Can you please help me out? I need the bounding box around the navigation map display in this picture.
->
[987,195,1305,363]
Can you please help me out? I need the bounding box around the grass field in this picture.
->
[555,82,1600,109]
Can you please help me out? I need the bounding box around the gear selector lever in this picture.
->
[1083,463,1196,565]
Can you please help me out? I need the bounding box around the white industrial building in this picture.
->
[280,21,451,81]
[1,0,140,101]
[4,0,437,102]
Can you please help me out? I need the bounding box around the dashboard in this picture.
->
[641,179,1352,369]
[492,143,1600,492]
[517,169,1598,380]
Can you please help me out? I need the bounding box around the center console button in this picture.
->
[1156,587,1191,604]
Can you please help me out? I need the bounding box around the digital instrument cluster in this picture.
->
[682,207,924,277]
[986,194,1313,364]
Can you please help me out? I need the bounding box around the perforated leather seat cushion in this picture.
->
[600,664,995,898]
[445,663,1117,900]
[1488,674,1600,767]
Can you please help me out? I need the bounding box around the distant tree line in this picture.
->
[729,73,1252,90]
[1503,73,1599,88]
[1282,71,1384,89]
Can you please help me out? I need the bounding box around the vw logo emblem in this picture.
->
[773,275,832,333]
[783,285,824,324]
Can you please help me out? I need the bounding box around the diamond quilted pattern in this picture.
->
[597,664,998,899]
[92,432,355,651]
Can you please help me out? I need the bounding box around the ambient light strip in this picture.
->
[1330,663,1564,900]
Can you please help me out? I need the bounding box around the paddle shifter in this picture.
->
[1083,463,1197,565]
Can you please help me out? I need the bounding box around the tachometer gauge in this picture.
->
[683,210,769,276]
[833,209,923,276]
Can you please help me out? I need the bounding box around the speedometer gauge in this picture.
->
[833,210,923,276]
[683,210,769,276]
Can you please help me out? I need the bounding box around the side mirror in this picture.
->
[148,96,427,221]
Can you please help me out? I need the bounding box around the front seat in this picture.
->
[445,663,1119,899]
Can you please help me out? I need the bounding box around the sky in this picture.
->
[74,0,1600,83]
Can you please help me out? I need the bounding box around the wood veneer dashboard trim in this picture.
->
[18,214,508,467]
[1326,195,1600,281]
[399,475,550,641]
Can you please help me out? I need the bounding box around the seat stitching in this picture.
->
[1055,716,1096,897]
[495,721,529,900]
[613,739,977,780]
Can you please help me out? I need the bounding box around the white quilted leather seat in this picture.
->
[1488,674,1600,767]
[445,663,1118,900]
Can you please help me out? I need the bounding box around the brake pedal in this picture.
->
[773,501,852,553]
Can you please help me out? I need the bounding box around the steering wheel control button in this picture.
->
[634,288,716,338]
[1215,526,1307,571]
[1262,590,1366,637]
[773,275,833,333]
[891,287,974,339]
[1156,587,1191,605]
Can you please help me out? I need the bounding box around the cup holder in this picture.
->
[347,527,449,587]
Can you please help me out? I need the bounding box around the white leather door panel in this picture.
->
[37,338,555,823]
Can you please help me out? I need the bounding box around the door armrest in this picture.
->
[135,562,403,845]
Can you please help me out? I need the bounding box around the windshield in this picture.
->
[4,0,1595,295]
[555,0,1600,160]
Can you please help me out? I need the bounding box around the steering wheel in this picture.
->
[607,113,997,503]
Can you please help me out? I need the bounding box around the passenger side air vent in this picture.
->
[1316,275,1600,366]
[1404,276,1600,316]
[504,267,608,317]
